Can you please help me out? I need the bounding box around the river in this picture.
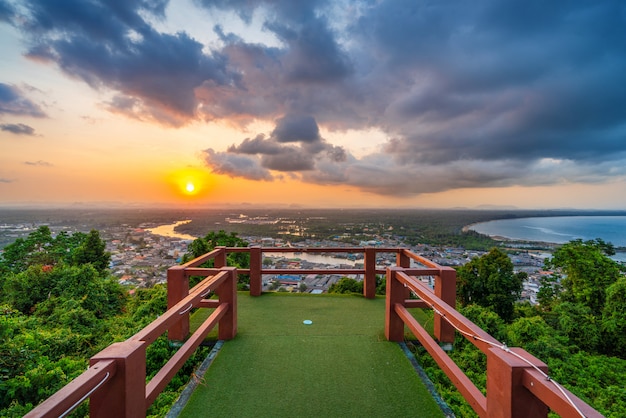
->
[145,220,358,266]
[145,220,197,241]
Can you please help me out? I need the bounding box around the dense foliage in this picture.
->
[0,227,209,417]
[182,230,250,289]
[328,276,386,295]
[412,240,626,417]
[457,248,526,321]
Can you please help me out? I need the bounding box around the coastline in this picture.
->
[466,217,626,262]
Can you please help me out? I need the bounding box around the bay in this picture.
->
[469,216,626,262]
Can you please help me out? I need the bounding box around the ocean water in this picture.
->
[470,216,626,248]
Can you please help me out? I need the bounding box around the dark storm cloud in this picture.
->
[271,114,320,143]
[7,0,626,196]
[0,83,46,117]
[1,123,36,136]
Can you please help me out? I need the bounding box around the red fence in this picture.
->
[24,266,237,418]
[386,266,604,418]
[24,246,604,418]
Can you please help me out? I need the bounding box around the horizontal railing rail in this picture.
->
[386,266,604,418]
[23,359,116,418]
[177,245,424,298]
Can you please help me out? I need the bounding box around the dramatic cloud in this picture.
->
[0,83,46,117]
[7,0,626,197]
[11,0,237,126]
[205,113,349,176]
[0,123,36,135]
[203,148,273,181]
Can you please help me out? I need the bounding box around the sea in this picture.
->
[469,215,626,262]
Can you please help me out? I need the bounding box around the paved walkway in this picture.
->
[176,293,446,418]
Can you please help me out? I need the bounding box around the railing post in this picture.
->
[167,265,189,341]
[487,347,549,418]
[397,250,410,269]
[396,250,411,300]
[89,341,146,418]
[385,267,405,342]
[217,267,238,340]
[364,248,376,299]
[214,246,227,268]
[249,246,262,296]
[434,267,456,344]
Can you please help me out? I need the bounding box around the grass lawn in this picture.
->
[178,293,445,417]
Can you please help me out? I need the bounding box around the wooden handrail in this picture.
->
[145,303,229,406]
[395,303,487,416]
[23,359,116,418]
[396,270,500,351]
[522,368,603,418]
[132,270,229,345]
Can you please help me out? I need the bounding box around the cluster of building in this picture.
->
[104,224,191,288]
[97,223,552,304]
[0,218,550,303]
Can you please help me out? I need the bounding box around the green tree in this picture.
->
[601,277,626,356]
[70,229,110,273]
[545,239,623,315]
[536,273,561,310]
[328,277,363,294]
[0,226,55,275]
[506,316,569,360]
[552,301,600,352]
[184,230,249,266]
[456,248,525,322]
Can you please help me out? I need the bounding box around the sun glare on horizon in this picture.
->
[185,182,195,193]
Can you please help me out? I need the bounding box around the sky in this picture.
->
[1,0,626,210]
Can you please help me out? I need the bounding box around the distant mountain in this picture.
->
[474,204,519,210]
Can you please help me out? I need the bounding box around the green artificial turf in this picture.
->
[179,293,445,418]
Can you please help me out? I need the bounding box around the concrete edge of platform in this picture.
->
[166,340,225,418]
[399,341,456,418]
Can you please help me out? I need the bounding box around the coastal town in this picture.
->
[0,215,549,303]
[0,214,549,304]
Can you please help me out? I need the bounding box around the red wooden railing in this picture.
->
[25,246,604,418]
[386,266,604,418]
[24,265,238,418]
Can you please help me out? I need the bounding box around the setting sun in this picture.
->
[165,167,215,201]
